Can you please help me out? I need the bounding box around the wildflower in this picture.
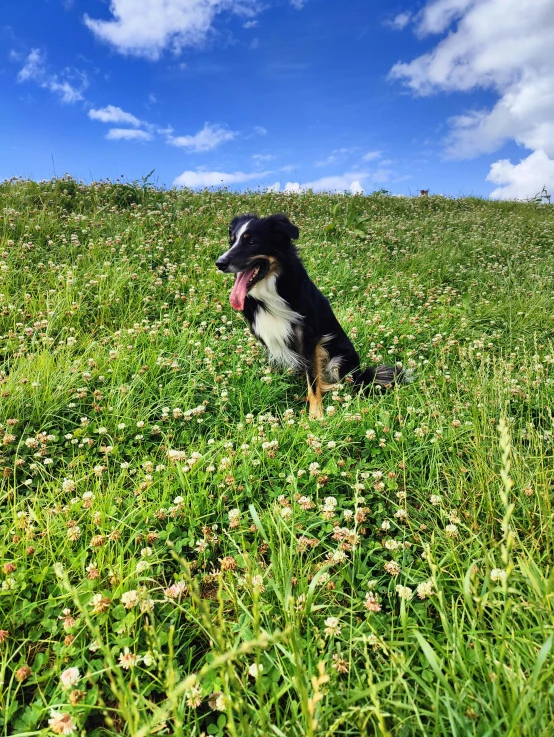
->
[320,496,338,520]
[56,607,73,628]
[297,495,315,511]
[309,462,321,476]
[445,524,458,538]
[86,563,99,580]
[208,692,226,711]
[48,711,76,735]
[3,562,16,574]
[90,594,111,614]
[67,526,81,542]
[166,450,187,462]
[228,508,241,529]
[0,630,8,643]
[195,539,208,553]
[394,508,407,520]
[251,574,265,593]
[90,534,106,548]
[121,590,139,609]
[343,509,354,521]
[416,580,435,599]
[332,654,349,673]
[384,560,401,576]
[248,663,263,678]
[15,665,32,682]
[165,580,188,599]
[142,651,155,668]
[364,591,381,613]
[327,549,348,564]
[384,539,401,551]
[324,616,341,637]
[381,519,391,531]
[60,667,81,689]
[69,690,85,705]
[216,556,236,574]
[490,568,507,583]
[430,494,441,506]
[136,560,149,574]
[185,676,202,708]
[62,478,76,493]
[396,585,413,600]
[118,648,137,670]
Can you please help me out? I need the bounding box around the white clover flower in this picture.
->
[60,667,81,689]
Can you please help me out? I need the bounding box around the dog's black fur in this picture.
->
[216,213,408,417]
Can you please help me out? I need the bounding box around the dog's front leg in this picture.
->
[305,371,323,419]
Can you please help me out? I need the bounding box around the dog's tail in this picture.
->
[355,363,414,392]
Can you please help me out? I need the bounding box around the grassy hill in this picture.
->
[1,177,554,736]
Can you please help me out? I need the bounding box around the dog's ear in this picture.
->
[265,214,299,241]
[229,213,257,237]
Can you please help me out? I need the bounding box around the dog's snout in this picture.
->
[216,257,229,272]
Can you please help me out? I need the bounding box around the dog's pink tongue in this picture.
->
[229,267,256,311]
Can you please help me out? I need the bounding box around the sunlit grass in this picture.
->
[1,176,554,735]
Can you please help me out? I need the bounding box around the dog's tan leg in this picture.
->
[306,341,330,419]
[306,371,323,419]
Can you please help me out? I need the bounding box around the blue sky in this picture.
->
[2,0,553,198]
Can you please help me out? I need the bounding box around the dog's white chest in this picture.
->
[249,276,303,369]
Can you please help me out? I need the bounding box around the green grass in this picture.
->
[1,176,554,736]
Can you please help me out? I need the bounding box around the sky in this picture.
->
[2,0,554,199]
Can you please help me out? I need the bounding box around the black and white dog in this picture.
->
[216,213,409,418]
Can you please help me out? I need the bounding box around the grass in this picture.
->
[1,176,554,736]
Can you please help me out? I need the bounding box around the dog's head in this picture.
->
[216,213,299,311]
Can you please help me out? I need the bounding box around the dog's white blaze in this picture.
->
[219,220,251,266]
[250,274,304,369]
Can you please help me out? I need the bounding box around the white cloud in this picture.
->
[416,0,474,36]
[385,11,412,30]
[89,105,142,126]
[290,0,307,8]
[173,169,271,187]
[389,0,554,198]
[253,153,274,162]
[315,148,352,167]
[168,122,237,152]
[265,182,281,192]
[253,126,267,136]
[487,149,554,200]
[280,173,370,194]
[17,48,88,103]
[106,128,153,141]
[361,150,382,162]
[84,0,262,59]
[303,173,369,193]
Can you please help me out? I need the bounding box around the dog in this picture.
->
[216,213,409,418]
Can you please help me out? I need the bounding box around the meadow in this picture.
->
[1,177,554,736]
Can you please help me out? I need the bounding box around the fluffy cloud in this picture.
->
[168,123,237,152]
[278,173,377,194]
[173,169,271,187]
[385,11,412,31]
[390,0,554,198]
[361,150,382,162]
[84,0,261,59]
[487,150,554,200]
[106,128,153,141]
[17,49,88,103]
[89,105,142,127]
